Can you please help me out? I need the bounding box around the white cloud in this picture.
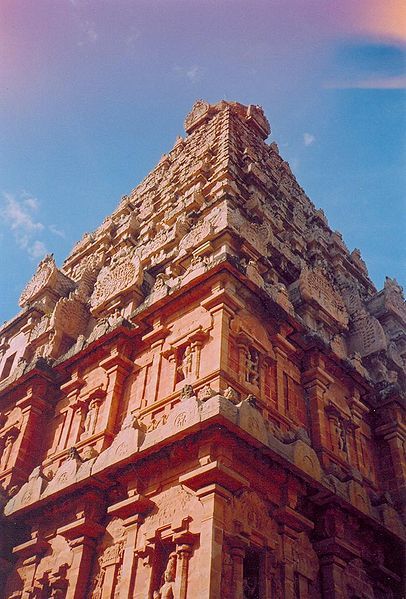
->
[304,132,316,146]
[23,197,39,210]
[1,192,48,260]
[28,240,48,260]
[2,193,44,233]
[173,65,204,83]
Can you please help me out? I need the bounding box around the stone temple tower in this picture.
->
[0,100,405,598]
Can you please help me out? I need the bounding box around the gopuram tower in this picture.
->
[0,100,405,598]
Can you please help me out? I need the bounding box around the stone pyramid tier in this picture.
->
[2,100,405,392]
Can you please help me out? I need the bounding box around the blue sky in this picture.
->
[1,0,405,324]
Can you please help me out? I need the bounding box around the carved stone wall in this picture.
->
[0,100,404,598]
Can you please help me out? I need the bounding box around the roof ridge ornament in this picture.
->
[184,99,211,134]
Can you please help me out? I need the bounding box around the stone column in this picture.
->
[273,504,314,599]
[302,355,334,456]
[317,551,347,599]
[65,535,99,599]
[374,396,406,510]
[175,541,193,599]
[99,343,133,447]
[201,283,244,388]
[58,494,105,599]
[140,323,168,405]
[58,373,86,452]
[348,390,369,472]
[195,483,232,599]
[229,540,245,599]
[107,491,153,599]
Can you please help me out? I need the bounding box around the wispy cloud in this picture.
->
[303,132,316,146]
[173,65,204,83]
[1,192,48,260]
[49,224,66,238]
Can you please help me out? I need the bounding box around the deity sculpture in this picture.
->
[83,398,100,436]
[245,349,259,386]
[0,433,16,471]
[335,419,347,452]
[153,552,177,599]
[178,346,193,380]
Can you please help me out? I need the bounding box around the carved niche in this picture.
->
[325,403,357,455]
[81,388,106,439]
[90,247,143,313]
[290,266,349,328]
[19,255,74,309]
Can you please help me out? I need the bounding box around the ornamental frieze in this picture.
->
[90,246,142,313]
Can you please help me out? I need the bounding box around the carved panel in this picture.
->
[349,312,387,357]
[19,255,74,308]
[292,267,349,328]
[225,489,274,539]
[90,247,142,312]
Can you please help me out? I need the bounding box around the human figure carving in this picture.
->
[0,433,16,471]
[245,349,259,386]
[335,420,347,452]
[84,398,100,436]
[178,346,193,380]
[154,552,176,599]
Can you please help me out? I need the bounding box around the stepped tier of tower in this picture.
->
[0,100,404,598]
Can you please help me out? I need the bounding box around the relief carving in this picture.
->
[145,486,197,532]
[291,266,349,328]
[244,347,260,386]
[90,247,142,312]
[92,542,124,599]
[19,255,74,308]
[0,426,19,471]
[226,489,272,537]
[153,552,176,599]
[349,311,387,357]
[83,397,101,437]
[383,277,406,322]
